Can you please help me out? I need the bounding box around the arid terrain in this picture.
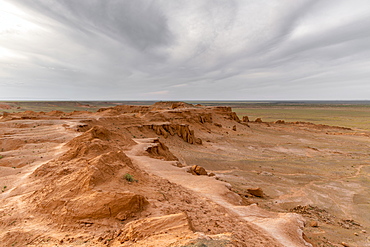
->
[0,102,369,247]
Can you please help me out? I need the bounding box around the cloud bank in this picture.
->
[1,0,370,100]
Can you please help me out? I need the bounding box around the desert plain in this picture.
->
[0,101,369,247]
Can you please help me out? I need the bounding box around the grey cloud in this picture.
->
[11,0,173,54]
[1,0,370,100]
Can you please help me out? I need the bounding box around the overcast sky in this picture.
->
[1,0,370,100]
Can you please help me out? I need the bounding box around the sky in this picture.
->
[1,0,370,100]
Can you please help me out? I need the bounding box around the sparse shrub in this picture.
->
[0,155,3,159]
[1,186,7,192]
[124,173,137,182]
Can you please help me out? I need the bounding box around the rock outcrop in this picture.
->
[117,212,193,243]
[242,116,250,122]
[145,138,178,161]
[145,124,202,144]
[198,113,213,123]
[98,105,150,114]
[255,118,263,123]
[150,101,196,110]
[211,106,241,122]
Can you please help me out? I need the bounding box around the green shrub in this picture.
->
[124,173,137,182]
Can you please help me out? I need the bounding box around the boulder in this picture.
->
[195,138,203,145]
[190,165,208,176]
[274,120,285,124]
[232,125,237,131]
[173,161,185,168]
[310,221,319,227]
[247,187,264,197]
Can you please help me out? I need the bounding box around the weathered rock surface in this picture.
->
[63,191,148,220]
[145,124,202,144]
[117,212,192,243]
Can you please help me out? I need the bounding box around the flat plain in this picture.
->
[194,101,370,131]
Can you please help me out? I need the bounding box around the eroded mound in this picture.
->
[67,125,135,147]
[29,126,148,223]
